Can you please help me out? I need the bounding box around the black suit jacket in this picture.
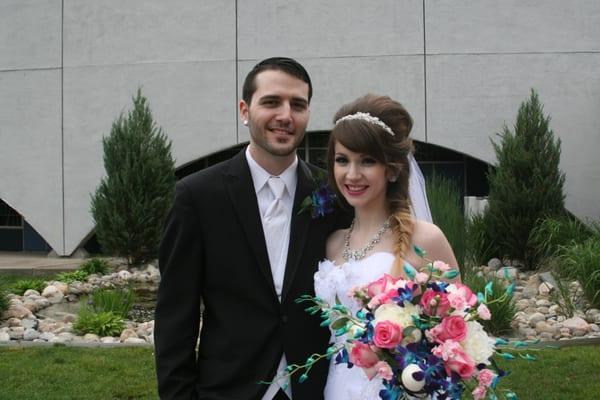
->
[155,149,349,400]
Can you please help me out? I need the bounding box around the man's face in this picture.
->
[240,69,310,161]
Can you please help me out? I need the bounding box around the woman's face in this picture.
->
[333,141,389,211]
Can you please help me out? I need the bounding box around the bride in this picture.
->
[314,94,459,399]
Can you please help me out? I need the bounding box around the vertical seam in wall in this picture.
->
[422,0,428,143]
[61,0,66,255]
[235,0,239,143]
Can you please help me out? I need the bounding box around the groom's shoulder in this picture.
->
[177,156,235,194]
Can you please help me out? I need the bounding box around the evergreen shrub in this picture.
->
[485,89,566,269]
[91,89,176,265]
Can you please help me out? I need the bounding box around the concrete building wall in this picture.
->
[1,0,599,255]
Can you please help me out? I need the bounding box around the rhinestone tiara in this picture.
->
[334,112,394,136]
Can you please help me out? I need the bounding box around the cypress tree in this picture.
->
[91,89,176,265]
[485,89,566,268]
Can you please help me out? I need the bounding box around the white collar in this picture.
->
[245,147,298,196]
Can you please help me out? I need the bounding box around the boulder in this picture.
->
[120,328,138,341]
[6,304,34,319]
[41,285,64,304]
[562,316,590,333]
[23,328,40,341]
[487,258,503,270]
[0,331,11,342]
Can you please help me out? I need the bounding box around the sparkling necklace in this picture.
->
[342,217,392,262]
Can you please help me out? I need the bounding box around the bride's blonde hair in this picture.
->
[327,94,415,276]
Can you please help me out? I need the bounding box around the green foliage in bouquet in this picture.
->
[11,278,46,296]
[55,269,90,284]
[88,287,136,319]
[464,273,517,336]
[74,308,124,337]
[558,235,600,308]
[485,89,566,269]
[91,88,176,266]
[426,173,466,273]
[80,258,110,275]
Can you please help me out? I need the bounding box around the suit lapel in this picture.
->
[281,160,314,302]
[224,150,277,297]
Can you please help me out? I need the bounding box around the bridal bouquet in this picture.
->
[292,248,532,400]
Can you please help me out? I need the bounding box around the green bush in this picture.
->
[55,270,90,284]
[465,213,497,269]
[80,258,110,275]
[88,288,135,319]
[426,173,466,274]
[558,235,600,308]
[485,89,566,269]
[11,279,46,296]
[73,308,124,337]
[464,273,517,336]
[0,289,9,317]
[90,88,176,265]
[528,216,591,263]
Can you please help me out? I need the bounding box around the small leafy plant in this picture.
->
[88,288,135,319]
[558,235,600,308]
[55,270,90,284]
[11,278,46,295]
[0,288,9,317]
[74,308,124,337]
[79,258,110,275]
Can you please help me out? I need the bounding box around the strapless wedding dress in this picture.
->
[313,252,396,400]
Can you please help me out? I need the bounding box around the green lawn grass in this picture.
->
[0,344,599,399]
[0,346,158,399]
[495,344,600,400]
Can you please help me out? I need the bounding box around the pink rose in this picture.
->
[453,284,478,307]
[472,385,487,400]
[367,274,397,297]
[428,316,467,343]
[349,342,379,368]
[420,289,451,317]
[477,304,492,320]
[373,320,403,349]
[432,341,476,379]
[478,369,496,387]
[364,360,394,381]
[433,260,451,272]
[367,289,397,309]
[415,272,429,284]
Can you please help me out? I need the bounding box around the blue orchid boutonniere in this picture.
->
[298,171,337,219]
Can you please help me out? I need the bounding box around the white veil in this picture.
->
[408,154,432,223]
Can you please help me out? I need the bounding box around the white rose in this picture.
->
[462,321,495,365]
[373,302,420,328]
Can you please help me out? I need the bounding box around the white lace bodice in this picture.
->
[313,252,396,400]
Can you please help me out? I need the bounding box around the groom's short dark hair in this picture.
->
[242,57,313,104]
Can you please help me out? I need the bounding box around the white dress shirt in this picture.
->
[246,148,297,399]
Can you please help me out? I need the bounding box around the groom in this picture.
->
[155,57,349,400]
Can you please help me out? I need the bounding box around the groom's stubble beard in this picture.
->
[248,118,306,158]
